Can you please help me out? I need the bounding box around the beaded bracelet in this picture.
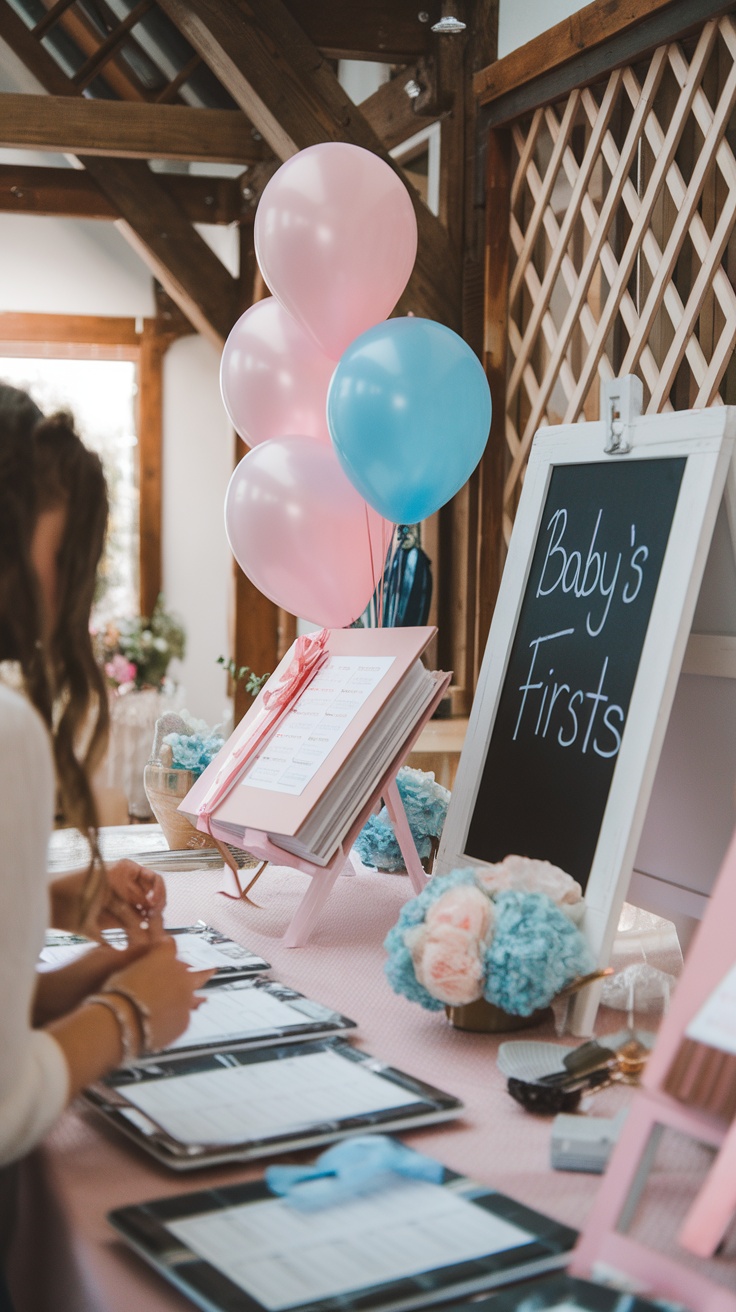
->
[103,985,153,1055]
[86,993,139,1067]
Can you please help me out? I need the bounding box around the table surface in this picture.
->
[9,859,735,1310]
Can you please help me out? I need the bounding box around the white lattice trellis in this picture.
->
[504,15,736,541]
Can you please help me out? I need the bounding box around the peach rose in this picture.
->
[476,855,582,907]
[425,884,494,940]
[404,923,429,969]
[414,926,485,1005]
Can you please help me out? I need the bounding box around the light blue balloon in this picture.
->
[327,317,492,524]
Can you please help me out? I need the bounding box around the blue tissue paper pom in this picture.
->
[354,767,450,871]
[163,730,224,778]
[483,890,593,1016]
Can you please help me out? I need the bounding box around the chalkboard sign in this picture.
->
[438,402,736,1033]
[465,458,684,890]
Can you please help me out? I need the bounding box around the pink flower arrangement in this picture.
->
[104,652,137,688]
[384,857,592,1016]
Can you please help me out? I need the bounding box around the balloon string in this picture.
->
[378,520,395,629]
[364,502,378,629]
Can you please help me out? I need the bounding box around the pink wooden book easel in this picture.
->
[569,823,736,1310]
[217,671,452,947]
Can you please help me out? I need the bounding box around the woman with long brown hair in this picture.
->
[0,384,211,1295]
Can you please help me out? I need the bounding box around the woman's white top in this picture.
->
[0,684,68,1166]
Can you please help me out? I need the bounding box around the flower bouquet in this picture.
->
[95,595,186,692]
[384,856,594,1031]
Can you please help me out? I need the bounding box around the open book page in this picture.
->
[166,1178,532,1311]
[182,626,436,843]
[242,656,395,797]
[285,664,438,859]
[120,1048,425,1145]
[214,663,440,864]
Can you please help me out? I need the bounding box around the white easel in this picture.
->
[438,378,736,1033]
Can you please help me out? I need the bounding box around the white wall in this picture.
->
[0,213,156,317]
[498,0,586,57]
[161,335,233,727]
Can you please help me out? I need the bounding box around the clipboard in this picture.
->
[84,1037,463,1170]
[442,1272,677,1312]
[120,977,356,1065]
[109,1169,577,1311]
[40,922,270,982]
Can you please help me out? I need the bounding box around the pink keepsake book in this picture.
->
[180,626,442,867]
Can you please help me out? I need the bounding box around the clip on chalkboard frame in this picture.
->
[438,379,736,1034]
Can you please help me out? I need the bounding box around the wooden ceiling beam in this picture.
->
[283,0,441,63]
[0,1,241,346]
[0,92,267,164]
[359,59,441,153]
[0,164,247,224]
[156,0,460,331]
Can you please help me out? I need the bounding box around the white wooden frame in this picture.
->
[437,406,736,1033]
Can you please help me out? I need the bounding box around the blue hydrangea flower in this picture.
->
[483,890,593,1015]
[163,730,225,778]
[354,767,450,871]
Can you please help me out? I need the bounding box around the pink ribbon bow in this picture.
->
[197,628,330,837]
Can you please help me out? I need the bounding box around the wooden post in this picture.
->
[137,323,164,618]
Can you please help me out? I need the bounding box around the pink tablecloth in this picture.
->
[8,862,735,1309]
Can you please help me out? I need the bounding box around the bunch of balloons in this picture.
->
[221,141,492,628]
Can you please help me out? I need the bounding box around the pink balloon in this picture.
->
[220,298,336,447]
[255,143,418,360]
[225,437,392,627]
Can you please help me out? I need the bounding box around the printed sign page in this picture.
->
[241,656,394,797]
[167,1178,532,1310]
[122,1049,423,1145]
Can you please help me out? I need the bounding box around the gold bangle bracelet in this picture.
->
[102,985,153,1055]
[86,993,139,1066]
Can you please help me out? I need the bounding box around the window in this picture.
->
[0,353,139,620]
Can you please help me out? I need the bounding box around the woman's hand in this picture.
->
[34,942,147,1024]
[48,939,214,1098]
[106,937,213,1052]
[95,859,167,943]
[50,859,167,945]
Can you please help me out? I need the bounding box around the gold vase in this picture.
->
[445,998,552,1033]
[444,969,612,1033]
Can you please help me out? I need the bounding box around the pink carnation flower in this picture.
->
[413,925,485,1006]
[105,654,137,686]
[425,884,494,940]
